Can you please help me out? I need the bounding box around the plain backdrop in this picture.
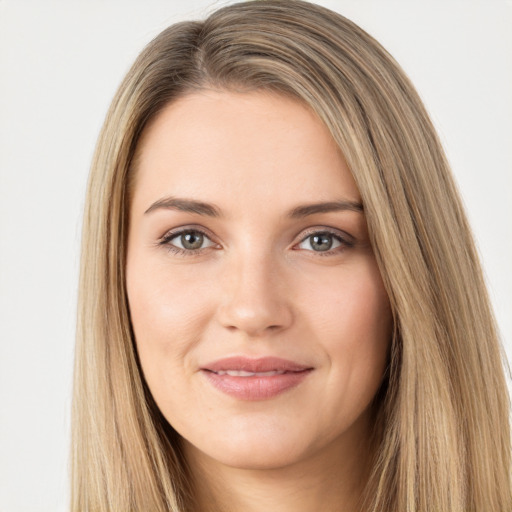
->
[1,1,511,510]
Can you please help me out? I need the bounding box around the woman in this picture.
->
[72,1,511,510]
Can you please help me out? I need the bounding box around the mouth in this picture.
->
[200,356,314,400]
[212,370,288,377]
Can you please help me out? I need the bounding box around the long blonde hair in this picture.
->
[72,1,511,510]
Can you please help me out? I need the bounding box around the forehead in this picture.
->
[131,90,361,214]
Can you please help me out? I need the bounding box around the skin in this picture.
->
[126,90,392,512]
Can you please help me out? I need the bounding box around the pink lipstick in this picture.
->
[201,357,313,400]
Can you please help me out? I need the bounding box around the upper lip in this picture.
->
[201,356,312,373]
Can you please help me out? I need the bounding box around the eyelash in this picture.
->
[158,227,354,257]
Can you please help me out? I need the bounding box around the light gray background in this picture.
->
[1,1,511,510]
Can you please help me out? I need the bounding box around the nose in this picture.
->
[216,252,294,338]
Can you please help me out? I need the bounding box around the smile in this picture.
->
[201,357,313,400]
[213,370,287,377]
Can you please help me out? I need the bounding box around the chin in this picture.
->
[179,418,330,472]
[198,442,307,471]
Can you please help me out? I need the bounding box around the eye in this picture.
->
[160,228,216,255]
[296,229,352,255]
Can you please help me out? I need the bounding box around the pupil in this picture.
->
[311,234,332,251]
[182,232,203,250]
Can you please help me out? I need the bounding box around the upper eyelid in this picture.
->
[160,225,216,243]
[297,226,353,243]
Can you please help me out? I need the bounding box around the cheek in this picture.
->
[125,257,219,428]
[302,259,392,404]
[301,255,391,344]
[126,254,214,375]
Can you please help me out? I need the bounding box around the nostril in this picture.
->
[216,282,294,336]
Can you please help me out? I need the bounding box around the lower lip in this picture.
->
[202,370,313,400]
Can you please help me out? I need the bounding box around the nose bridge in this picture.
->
[217,246,293,337]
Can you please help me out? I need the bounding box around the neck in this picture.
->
[182,413,373,512]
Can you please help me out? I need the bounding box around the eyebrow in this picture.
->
[145,197,222,217]
[288,200,363,217]
[144,196,363,218]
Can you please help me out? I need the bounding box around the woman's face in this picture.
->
[126,90,392,471]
